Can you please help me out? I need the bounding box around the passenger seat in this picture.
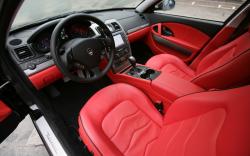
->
[146,27,250,89]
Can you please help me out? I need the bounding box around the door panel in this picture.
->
[0,99,21,142]
[0,81,29,143]
[160,23,210,51]
[145,13,223,37]
[0,110,21,142]
[145,14,223,62]
[148,22,210,62]
[0,100,12,122]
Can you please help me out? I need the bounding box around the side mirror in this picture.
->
[156,0,176,11]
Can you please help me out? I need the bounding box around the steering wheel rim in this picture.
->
[50,13,115,83]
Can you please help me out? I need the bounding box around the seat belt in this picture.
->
[228,13,250,42]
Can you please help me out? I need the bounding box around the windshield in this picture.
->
[12,0,143,29]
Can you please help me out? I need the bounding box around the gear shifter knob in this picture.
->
[128,56,136,68]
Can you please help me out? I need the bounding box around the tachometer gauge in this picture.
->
[67,24,94,38]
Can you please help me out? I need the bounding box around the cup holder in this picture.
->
[140,69,155,79]
[126,65,160,80]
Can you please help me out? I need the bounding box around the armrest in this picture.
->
[151,72,205,102]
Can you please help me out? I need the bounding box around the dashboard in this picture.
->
[7,10,150,89]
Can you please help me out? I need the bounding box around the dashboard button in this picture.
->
[28,63,36,70]
[31,59,39,64]
[46,55,52,59]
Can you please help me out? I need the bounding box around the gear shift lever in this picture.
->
[128,56,136,68]
[126,56,159,79]
[128,56,141,73]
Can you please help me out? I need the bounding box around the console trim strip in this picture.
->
[24,60,54,76]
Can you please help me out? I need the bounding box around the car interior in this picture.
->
[0,0,250,155]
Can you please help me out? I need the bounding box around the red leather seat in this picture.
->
[78,83,250,156]
[146,29,250,89]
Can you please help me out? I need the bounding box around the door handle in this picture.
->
[162,26,174,36]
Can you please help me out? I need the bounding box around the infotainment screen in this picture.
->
[114,34,124,48]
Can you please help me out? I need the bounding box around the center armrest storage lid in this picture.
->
[151,72,204,101]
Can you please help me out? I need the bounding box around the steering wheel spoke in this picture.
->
[96,37,113,59]
[75,64,101,79]
[77,69,90,79]
[91,67,101,77]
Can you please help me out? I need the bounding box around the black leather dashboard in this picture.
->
[7,10,149,76]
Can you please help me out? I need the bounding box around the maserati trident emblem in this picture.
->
[87,48,94,56]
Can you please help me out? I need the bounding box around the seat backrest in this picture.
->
[192,29,250,89]
[160,85,250,156]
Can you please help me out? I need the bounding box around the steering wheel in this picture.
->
[50,14,115,83]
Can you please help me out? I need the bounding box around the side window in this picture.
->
[155,0,247,22]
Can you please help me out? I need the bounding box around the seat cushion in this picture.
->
[145,54,195,80]
[78,83,163,156]
[79,84,250,156]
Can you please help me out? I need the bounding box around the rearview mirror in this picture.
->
[156,0,176,11]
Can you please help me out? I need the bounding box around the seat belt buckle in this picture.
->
[154,101,164,115]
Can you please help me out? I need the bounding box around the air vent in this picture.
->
[111,22,121,31]
[14,46,33,60]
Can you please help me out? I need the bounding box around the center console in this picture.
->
[108,53,204,113]
[127,66,160,80]
[126,56,160,80]
[100,20,163,81]
[94,19,132,73]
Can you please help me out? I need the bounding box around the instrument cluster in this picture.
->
[32,23,95,53]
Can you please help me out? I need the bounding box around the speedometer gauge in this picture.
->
[33,35,50,53]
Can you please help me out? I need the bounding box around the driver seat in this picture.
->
[78,83,250,156]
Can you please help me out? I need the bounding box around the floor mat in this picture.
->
[44,76,112,155]
[46,76,112,129]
